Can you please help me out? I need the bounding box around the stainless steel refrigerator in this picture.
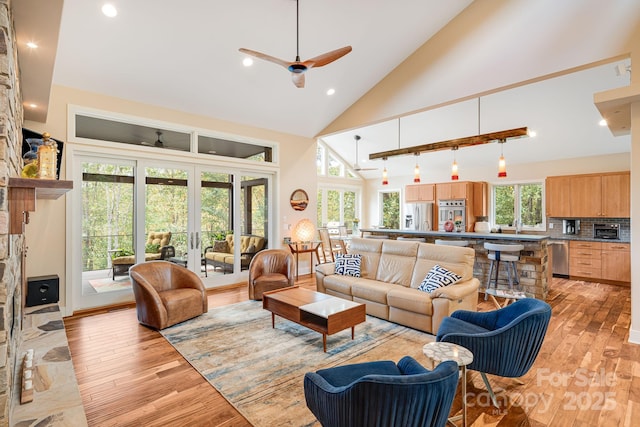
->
[404,203,434,231]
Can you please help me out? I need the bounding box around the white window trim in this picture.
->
[378,188,401,229]
[490,180,546,232]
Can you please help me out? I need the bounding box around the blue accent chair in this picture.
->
[436,298,552,407]
[304,356,459,427]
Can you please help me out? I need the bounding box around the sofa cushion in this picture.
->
[335,254,362,277]
[376,240,418,286]
[212,240,229,253]
[418,265,462,293]
[410,244,475,288]
[146,231,171,248]
[351,280,398,305]
[346,238,383,279]
[323,274,357,296]
[387,287,434,316]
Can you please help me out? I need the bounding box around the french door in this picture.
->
[72,154,272,311]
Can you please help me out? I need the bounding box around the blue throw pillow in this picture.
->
[418,264,462,293]
[335,254,362,277]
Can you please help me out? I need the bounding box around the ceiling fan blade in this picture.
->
[239,48,290,69]
[303,46,352,69]
[292,72,305,88]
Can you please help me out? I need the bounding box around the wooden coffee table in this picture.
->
[263,286,366,352]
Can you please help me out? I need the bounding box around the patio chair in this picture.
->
[111,231,174,279]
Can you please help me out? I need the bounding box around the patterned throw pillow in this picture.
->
[335,254,362,277]
[418,264,462,293]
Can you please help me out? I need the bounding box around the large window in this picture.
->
[317,187,359,229]
[380,190,400,229]
[493,182,544,230]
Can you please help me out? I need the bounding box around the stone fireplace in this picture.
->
[1,0,29,423]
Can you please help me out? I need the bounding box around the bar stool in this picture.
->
[435,239,469,247]
[397,237,426,242]
[484,243,524,291]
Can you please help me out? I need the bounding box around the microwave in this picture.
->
[593,223,619,240]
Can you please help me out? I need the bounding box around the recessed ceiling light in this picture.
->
[27,103,37,108]
[242,57,253,67]
[599,119,608,126]
[102,3,118,17]
[326,88,335,96]
[26,42,38,49]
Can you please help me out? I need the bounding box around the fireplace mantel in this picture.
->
[8,177,73,234]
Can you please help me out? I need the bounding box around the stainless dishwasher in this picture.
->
[548,240,569,278]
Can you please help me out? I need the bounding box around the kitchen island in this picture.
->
[359,228,550,300]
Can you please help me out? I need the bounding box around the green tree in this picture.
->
[381,191,400,229]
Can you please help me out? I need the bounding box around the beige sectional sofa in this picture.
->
[315,237,479,334]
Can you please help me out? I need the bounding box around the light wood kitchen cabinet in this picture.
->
[436,181,472,201]
[569,240,630,284]
[472,181,488,217]
[570,175,602,217]
[546,171,630,218]
[601,242,630,283]
[405,183,435,202]
[545,176,572,217]
[569,241,602,279]
[601,173,630,217]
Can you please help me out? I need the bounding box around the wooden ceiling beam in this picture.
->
[368,127,528,160]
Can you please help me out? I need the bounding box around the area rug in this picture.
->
[88,276,131,293]
[161,300,435,427]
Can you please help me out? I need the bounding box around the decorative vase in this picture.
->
[36,132,58,179]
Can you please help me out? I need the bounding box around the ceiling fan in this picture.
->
[238,0,352,88]
[140,131,165,148]
[352,135,378,172]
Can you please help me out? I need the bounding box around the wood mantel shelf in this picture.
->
[8,177,73,234]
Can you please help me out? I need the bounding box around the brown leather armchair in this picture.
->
[248,249,295,300]
[129,261,208,329]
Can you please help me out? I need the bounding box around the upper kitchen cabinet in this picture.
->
[436,181,472,201]
[546,171,630,218]
[546,176,572,217]
[405,183,435,202]
[601,172,630,217]
[570,175,602,217]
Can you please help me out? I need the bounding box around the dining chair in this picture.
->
[318,228,344,263]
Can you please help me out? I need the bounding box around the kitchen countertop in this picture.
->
[548,236,630,243]
[359,228,549,242]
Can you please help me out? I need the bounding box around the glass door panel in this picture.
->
[144,166,189,266]
[80,160,135,298]
[238,174,269,272]
[200,171,233,277]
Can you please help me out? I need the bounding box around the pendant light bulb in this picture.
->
[498,140,507,178]
[413,153,421,183]
[451,147,459,181]
[382,157,389,185]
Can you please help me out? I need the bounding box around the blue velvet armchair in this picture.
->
[304,356,459,427]
[436,298,552,407]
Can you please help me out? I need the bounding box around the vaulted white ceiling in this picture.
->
[13,0,640,178]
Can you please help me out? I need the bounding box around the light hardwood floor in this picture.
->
[64,276,640,426]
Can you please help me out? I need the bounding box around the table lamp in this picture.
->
[293,219,315,242]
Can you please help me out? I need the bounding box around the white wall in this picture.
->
[24,85,318,311]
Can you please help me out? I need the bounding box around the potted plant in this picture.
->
[454,220,463,232]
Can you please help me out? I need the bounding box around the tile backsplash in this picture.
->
[547,217,630,241]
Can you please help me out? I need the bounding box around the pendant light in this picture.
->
[381,157,389,185]
[451,146,459,181]
[413,153,421,183]
[497,139,507,178]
